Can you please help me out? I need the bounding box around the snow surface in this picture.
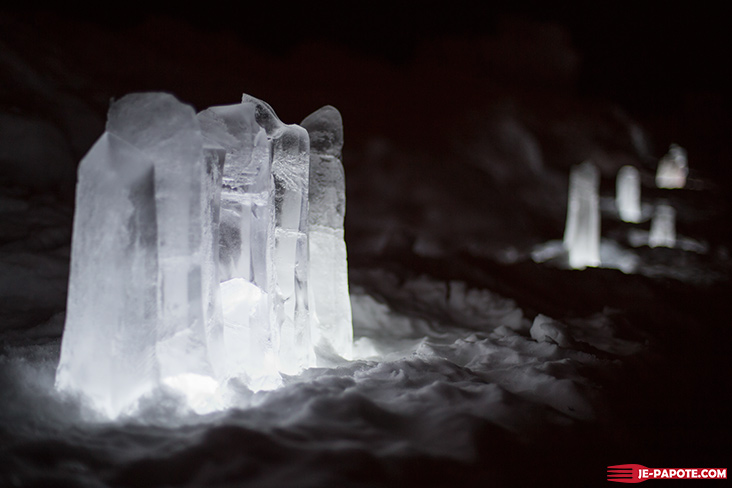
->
[1,10,731,488]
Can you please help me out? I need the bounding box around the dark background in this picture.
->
[33,3,732,102]
[2,2,730,188]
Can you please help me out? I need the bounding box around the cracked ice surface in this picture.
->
[198,102,280,387]
[242,94,315,375]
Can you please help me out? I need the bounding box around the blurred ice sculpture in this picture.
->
[563,161,601,269]
[655,144,688,189]
[56,93,225,418]
[301,106,353,359]
[649,203,676,248]
[616,165,642,223]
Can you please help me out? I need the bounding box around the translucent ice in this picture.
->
[649,203,676,248]
[243,94,314,374]
[656,144,688,189]
[107,93,223,381]
[55,131,159,418]
[200,143,227,379]
[198,104,273,286]
[301,106,353,359]
[56,93,224,418]
[616,165,642,223]
[563,161,601,269]
[197,103,278,383]
[219,278,280,389]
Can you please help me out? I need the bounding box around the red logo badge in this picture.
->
[608,465,727,483]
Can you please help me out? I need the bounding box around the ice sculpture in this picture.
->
[656,144,688,189]
[301,106,353,359]
[243,94,315,375]
[56,93,224,418]
[563,161,601,269]
[649,203,676,248]
[197,103,279,386]
[616,165,642,223]
[57,91,355,416]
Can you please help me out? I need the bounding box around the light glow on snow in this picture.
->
[162,373,221,415]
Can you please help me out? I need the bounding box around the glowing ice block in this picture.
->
[649,203,676,248]
[56,93,224,417]
[201,144,227,378]
[563,161,601,269]
[301,106,353,359]
[243,93,314,374]
[616,165,642,223]
[198,103,279,384]
[656,144,688,189]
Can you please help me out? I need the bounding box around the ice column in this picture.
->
[56,93,224,417]
[55,131,159,418]
[616,165,642,223]
[243,94,314,374]
[197,103,280,387]
[656,144,688,189]
[563,161,601,269]
[649,203,676,248]
[107,93,223,383]
[200,144,226,380]
[301,106,353,359]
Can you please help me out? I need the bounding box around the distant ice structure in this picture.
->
[649,203,676,248]
[301,106,353,360]
[56,93,224,418]
[616,165,642,223]
[563,161,601,269]
[656,144,688,189]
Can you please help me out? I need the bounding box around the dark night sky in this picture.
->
[5,2,729,122]
[40,2,729,100]
[3,2,730,186]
